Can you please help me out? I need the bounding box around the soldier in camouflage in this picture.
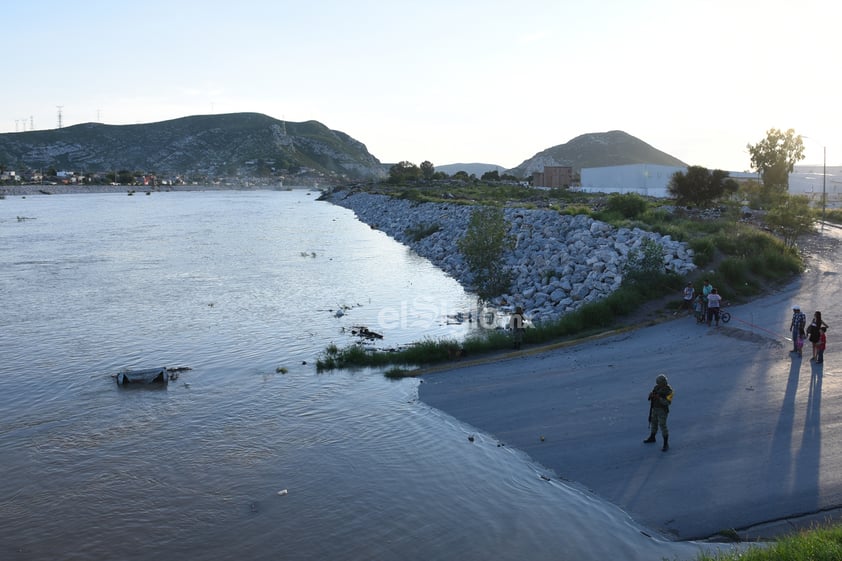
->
[644,373,674,451]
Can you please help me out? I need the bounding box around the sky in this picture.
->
[3,0,840,172]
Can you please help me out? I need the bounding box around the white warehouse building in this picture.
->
[577,163,842,202]
[578,164,686,198]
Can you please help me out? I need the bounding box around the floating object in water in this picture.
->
[115,367,169,385]
[277,489,288,496]
[351,325,383,340]
[114,366,191,386]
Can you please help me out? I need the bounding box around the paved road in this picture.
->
[420,224,842,540]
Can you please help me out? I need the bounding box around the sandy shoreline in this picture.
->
[419,224,842,542]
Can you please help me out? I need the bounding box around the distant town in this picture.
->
[0,166,336,189]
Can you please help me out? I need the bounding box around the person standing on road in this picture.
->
[706,287,722,326]
[644,373,674,452]
[790,305,807,355]
[681,282,695,314]
[701,279,713,319]
[693,293,705,323]
[817,326,827,364]
[509,306,526,350]
[807,311,829,361]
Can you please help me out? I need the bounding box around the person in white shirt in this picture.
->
[706,287,722,327]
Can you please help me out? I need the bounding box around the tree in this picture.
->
[764,194,815,248]
[481,170,500,182]
[668,166,738,207]
[746,128,805,196]
[457,206,513,302]
[605,192,648,218]
[388,161,421,183]
[420,161,435,180]
[117,170,135,184]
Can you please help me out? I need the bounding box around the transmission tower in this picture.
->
[57,106,64,129]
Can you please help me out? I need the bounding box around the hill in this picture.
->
[0,112,385,182]
[434,163,506,177]
[508,130,687,177]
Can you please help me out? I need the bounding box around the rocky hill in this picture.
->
[508,130,687,177]
[0,112,385,182]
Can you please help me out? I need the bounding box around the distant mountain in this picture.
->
[435,163,506,177]
[0,112,385,182]
[508,131,687,177]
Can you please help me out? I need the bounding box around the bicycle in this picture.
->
[698,303,731,324]
[713,303,731,324]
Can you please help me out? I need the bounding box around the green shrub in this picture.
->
[605,192,648,218]
[690,238,716,267]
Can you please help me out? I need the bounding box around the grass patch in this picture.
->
[316,338,464,372]
[697,523,842,560]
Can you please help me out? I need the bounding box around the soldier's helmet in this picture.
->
[656,374,668,385]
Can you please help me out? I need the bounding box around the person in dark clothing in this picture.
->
[508,306,526,350]
[817,326,828,364]
[790,305,807,355]
[644,373,674,451]
[806,311,829,362]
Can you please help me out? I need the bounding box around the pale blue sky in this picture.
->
[4,0,839,171]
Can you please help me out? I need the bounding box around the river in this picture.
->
[0,189,733,560]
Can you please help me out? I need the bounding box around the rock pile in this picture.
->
[328,191,696,323]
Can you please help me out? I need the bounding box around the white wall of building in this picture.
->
[789,165,842,206]
[578,164,686,198]
[578,164,842,204]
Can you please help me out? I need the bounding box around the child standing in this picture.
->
[693,294,704,323]
[817,326,827,364]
